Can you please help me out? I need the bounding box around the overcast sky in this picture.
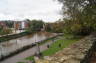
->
[0,0,62,22]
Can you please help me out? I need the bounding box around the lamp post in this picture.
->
[35,32,41,58]
[36,42,40,55]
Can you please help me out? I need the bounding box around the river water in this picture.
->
[0,32,57,58]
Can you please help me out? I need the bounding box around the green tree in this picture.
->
[45,21,64,33]
[45,23,52,32]
[4,21,14,28]
[0,26,4,35]
[58,0,96,35]
[28,20,44,32]
[0,26,12,35]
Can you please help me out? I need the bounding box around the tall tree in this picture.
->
[28,20,44,32]
[58,0,96,35]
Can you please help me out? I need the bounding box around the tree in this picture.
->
[45,21,64,33]
[58,0,96,35]
[0,26,12,35]
[28,20,44,32]
[4,21,14,28]
[0,26,4,35]
[45,23,52,32]
[51,21,65,33]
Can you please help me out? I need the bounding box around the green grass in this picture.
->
[38,36,60,45]
[17,62,25,63]
[25,55,34,61]
[42,38,79,56]
[25,35,80,61]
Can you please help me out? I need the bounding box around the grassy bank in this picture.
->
[0,33,62,62]
[0,31,32,43]
[42,38,79,56]
[24,35,81,61]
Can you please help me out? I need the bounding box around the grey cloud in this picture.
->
[0,0,62,22]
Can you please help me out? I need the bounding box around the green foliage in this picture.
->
[25,35,80,61]
[0,26,3,35]
[45,23,52,32]
[58,0,96,35]
[45,21,64,33]
[25,56,34,61]
[42,35,80,56]
[17,62,25,63]
[51,21,64,33]
[0,26,12,35]
[27,20,44,32]
[4,21,14,28]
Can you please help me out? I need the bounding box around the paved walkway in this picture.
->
[0,38,61,63]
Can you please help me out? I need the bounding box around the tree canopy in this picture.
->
[58,0,96,35]
[27,20,44,32]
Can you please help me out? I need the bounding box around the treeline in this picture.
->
[26,19,44,32]
[0,19,65,36]
[58,0,96,35]
[26,19,65,33]
[0,26,12,35]
[0,28,12,35]
[44,21,64,33]
[0,21,14,35]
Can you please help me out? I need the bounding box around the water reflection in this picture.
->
[0,32,57,58]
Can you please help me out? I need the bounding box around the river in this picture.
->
[0,32,57,58]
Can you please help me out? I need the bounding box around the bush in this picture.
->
[0,28,12,35]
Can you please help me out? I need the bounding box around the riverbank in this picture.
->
[17,34,82,63]
[0,34,63,63]
[0,30,25,37]
[0,33,62,62]
[0,31,32,43]
[35,34,95,63]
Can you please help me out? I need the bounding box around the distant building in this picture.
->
[14,21,29,30]
[0,20,29,30]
